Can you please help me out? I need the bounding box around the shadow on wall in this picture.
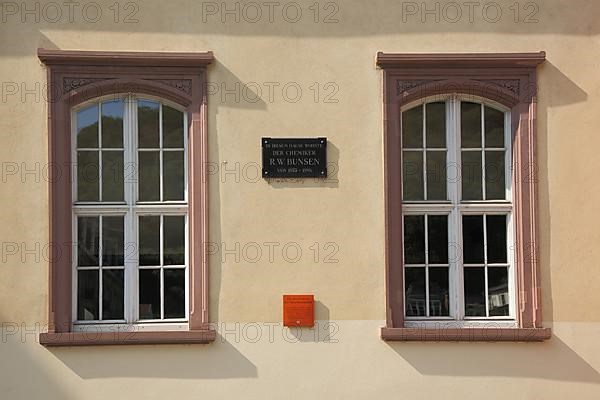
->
[288,301,339,343]
[387,334,600,383]
[534,60,588,324]
[0,334,74,399]
[47,334,257,379]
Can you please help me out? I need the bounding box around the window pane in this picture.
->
[461,102,481,148]
[139,216,160,266]
[138,100,159,148]
[101,100,123,148]
[488,267,509,316]
[163,105,184,148]
[487,215,507,264]
[102,269,124,320]
[102,216,124,266]
[164,269,185,319]
[164,216,185,265]
[402,105,422,148]
[77,151,99,201]
[461,151,482,200]
[428,215,448,264]
[139,269,161,319]
[403,151,423,200]
[78,216,99,266]
[138,151,160,201]
[163,151,184,201]
[102,151,124,202]
[426,151,446,200]
[77,104,98,148]
[462,215,484,264]
[426,102,445,148]
[429,267,449,316]
[484,106,504,148]
[464,267,486,317]
[404,215,425,264]
[405,267,425,317]
[77,270,99,320]
[485,151,505,200]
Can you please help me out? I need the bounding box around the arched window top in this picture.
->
[73,93,187,114]
[401,94,510,114]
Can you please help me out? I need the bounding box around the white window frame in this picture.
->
[401,94,516,328]
[71,93,189,331]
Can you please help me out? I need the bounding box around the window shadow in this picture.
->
[46,334,257,379]
[386,334,600,383]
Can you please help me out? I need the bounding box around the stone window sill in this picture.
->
[39,329,216,347]
[381,327,551,342]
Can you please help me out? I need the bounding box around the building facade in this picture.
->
[1,1,599,398]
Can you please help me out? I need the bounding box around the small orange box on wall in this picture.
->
[283,295,314,327]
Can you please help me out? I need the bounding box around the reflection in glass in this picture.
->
[484,106,504,148]
[139,216,160,266]
[428,215,448,264]
[462,215,484,264]
[101,100,124,148]
[102,269,124,320]
[163,105,184,148]
[163,151,184,201]
[164,269,185,319]
[102,216,124,266]
[464,267,486,316]
[78,216,99,266]
[403,151,423,200]
[429,267,449,316]
[461,151,482,200]
[486,215,507,263]
[485,150,505,200]
[426,102,446,148]
[102,151,124,202]
[461,102,481,148]
[164,216,185,265]
[405,267,425,316]
[426,151,446,200]
[488,267,509,316]
[77,270,99,320]
[402,105,423,148]
[77,104,99,148]
[138,100,160,148]
[139,269,161,319]
[138,151,160,201]
[404,215,425,264]
[77,151,99,201]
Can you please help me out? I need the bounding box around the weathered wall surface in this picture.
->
[1,1,599,398]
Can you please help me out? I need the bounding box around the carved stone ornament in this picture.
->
[478,79,521,96]
[149,79,193,95]
[397,79,520,97]
[63,77,110,94]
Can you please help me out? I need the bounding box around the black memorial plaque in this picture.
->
[262,138,327,178]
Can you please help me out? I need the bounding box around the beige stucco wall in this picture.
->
[1,0,599,398]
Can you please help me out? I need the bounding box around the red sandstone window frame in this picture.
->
[37,49,215,346]
[378,52,551,342]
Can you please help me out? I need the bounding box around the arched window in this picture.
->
[73,95,188,326]
[378,52,550,341]
[400,96,513,323]
[38,49,214,346]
